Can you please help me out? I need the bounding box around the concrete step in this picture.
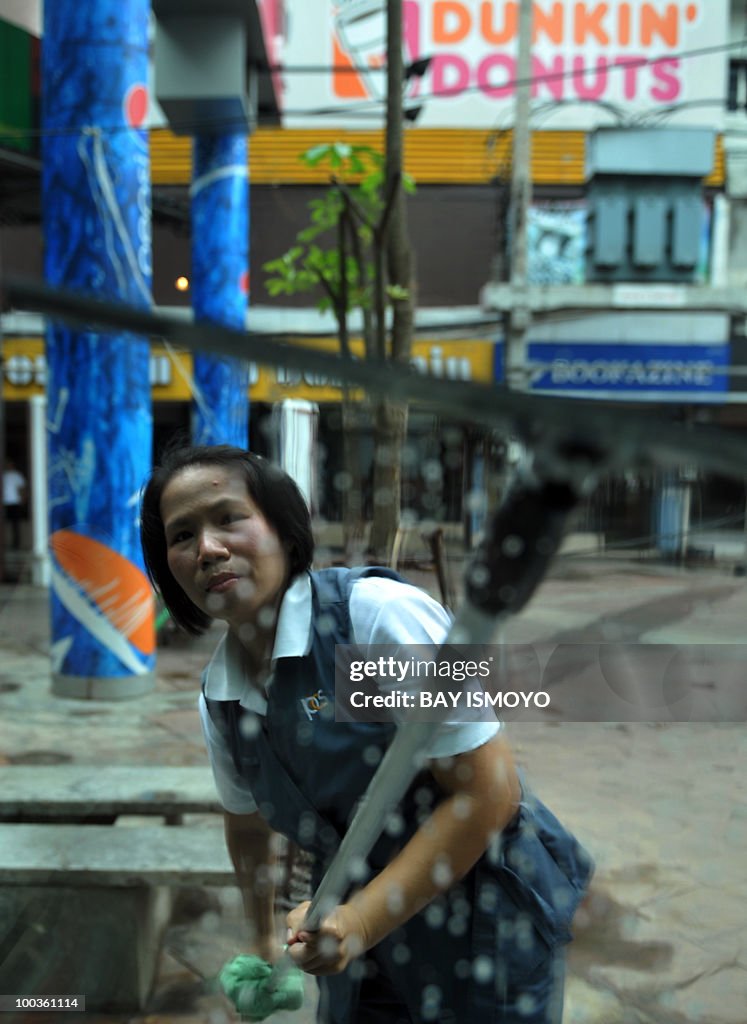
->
[0,823,233,887]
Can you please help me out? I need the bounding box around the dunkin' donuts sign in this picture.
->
[282,1,728,128]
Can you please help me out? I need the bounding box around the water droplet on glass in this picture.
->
[363,744,383,767]
[239,715,260,739]
[386,883,405,915]
[472,954,495,984]
[392,942,411,965]
[425,903,446,929]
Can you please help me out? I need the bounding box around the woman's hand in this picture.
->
[285,901,369,975]
[250,935,285,965]
[285,736,520,971]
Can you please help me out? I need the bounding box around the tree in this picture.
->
[263,141,391,358]
[264,0,415,563]
[372,0,415,560]
[265,0,415,563]
[264,160,415,561]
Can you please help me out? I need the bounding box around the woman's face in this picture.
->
[160,464,290,633]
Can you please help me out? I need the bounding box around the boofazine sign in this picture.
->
[282,1,729,129]
[493,313,732,402]
[523,342,729,395]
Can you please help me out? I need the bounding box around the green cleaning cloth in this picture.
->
[219,954,305,1021]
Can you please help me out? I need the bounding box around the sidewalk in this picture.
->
[1,554,746,1024]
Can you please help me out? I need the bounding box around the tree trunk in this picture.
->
[341,393,366,563]
[368,0,414,564]
[334,206,366,563]
[369,397,407,561]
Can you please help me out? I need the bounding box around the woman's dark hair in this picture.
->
[140,442,314,635]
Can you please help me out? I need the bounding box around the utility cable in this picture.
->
[1,36,746,142]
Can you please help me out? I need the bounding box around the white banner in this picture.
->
[281,1,730,129]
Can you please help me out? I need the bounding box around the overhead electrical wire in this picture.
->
[0,35,746,142]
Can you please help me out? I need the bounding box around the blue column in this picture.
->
[42,0,155,698]
[191,133,250,447]
[654,470,690,560]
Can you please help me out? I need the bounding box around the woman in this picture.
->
[141,442,592,1024]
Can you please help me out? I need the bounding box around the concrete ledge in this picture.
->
[0,823,235,887]
[0,765,222,821]
[0,885,172,1011]
[0,823,238,1011]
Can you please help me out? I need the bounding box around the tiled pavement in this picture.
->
[1,553,745,1023]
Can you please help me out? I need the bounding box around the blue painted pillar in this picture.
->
[191,133,250,447]
[42,0,155,698]
[654,470,691,560]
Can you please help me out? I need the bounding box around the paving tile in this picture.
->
[1,562,746,1022]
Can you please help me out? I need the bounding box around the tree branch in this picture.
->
[345,201,375,361]
[332,177,375,231]
[337,207,351,360]
[311,266,340,310]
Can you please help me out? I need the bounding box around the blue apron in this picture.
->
[205,568,594,1023]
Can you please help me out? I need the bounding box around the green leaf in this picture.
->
[302,144,333,167]
[298,225,322,243]
[352,145,383,166]
[265,279,287,296]
[296,271,318,291]
[360,173,384,200]
[387,284,410,301]
[348,153,366,175]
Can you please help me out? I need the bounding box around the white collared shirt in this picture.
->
[198,573,500,814]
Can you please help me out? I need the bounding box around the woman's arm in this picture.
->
[287,733,521,974]
[224,810,282,962]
